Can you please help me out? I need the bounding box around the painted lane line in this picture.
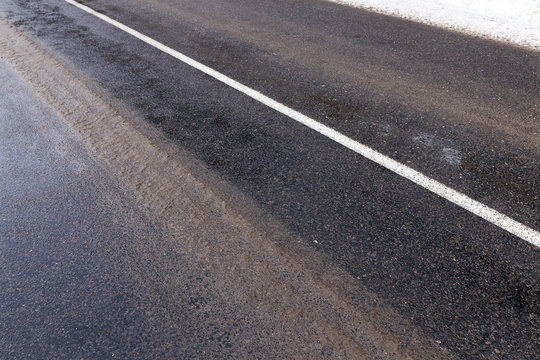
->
[64,0,540,248]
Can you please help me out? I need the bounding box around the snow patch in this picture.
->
[413,133,462,166]
[329,0,540,50]
[441,147,462,166]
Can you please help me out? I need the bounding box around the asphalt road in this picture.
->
[0,59,230,358]
[1,0,539,358]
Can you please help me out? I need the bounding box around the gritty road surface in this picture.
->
[0,0,538,359]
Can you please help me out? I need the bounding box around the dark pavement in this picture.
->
[0,0,539,358]
[0,59,262,359]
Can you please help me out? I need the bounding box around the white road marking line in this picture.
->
[64,0,540,248]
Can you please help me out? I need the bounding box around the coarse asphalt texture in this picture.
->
[0,59,239,358]
[0,0,539,359]
[1,52,433,359]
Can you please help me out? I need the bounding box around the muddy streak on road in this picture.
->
[0,20,453,359]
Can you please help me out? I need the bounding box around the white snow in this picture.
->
[328,0,540,50]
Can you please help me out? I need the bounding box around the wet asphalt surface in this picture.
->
[0,60,228,358]
[1,0,539,359]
